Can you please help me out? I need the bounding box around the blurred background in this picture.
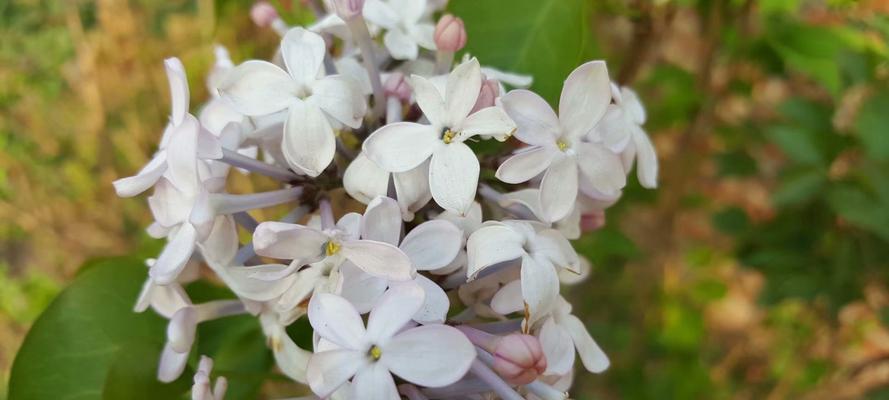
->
[3,0,889,398]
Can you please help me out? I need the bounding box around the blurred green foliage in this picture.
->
[4,0,889,399]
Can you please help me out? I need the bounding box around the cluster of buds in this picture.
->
[115,0,658,398]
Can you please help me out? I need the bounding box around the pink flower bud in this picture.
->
[471,77,500,114]
[250,2,279,28]
[492,334,547,385]
[434,14,467,53]
[580,210,606,232]
[332,0,365,20]
[384,72,411,101]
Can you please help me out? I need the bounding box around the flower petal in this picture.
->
[165,115,200,193]
[500,89,560,146]
[382,325,475,387]
[632,128,658,189]
[410,74,447,126]
[218,60,296,116]
[308,293,367,349]
[559,61,611,138]
[366,283,425,343]
[539,317,575,375]
[410,275,449,324]
[445,58,482,126]
[466,224,525,280]
[221,264,296,302]
[564,314,610,373]
[490,279,523,315]
[363,0,399,28]
[164,58,189,126]
[309,75,366,128]
[576,142,626,196]
[281,27,326,85]
[199,216,238,266]
[458,106,516,141]
[399,220,461,270]
[283,101,336,177]
[520,254,559,327]
[307,349,367,398]
[252,222,328,262]
[529,228,580,273]
[339,262,388,314]
[344,153,391,204]
[158,342,189,382]
[539,155,579,222]
[113,152,167,197]
[384,29,419,61]
[363,122,440,173]
[393,161,432,220]
[361,196,402,246]
[351,362,399,400]
[150,223,197,285]
[271,327,312,383]
[495,146,556,184]
[340,240,415,281]
[429,143,479,215]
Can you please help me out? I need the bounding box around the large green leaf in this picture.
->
[8,259,191,400]
[448,0,595,104]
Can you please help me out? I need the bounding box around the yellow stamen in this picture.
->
[369,345,382,360]
[326,241,341,256]
[557,139,569,151]
[442,129,456,144]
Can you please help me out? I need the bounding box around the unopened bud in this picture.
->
[471,77,500,114]
[383,72,411,101]
[434,14,467,52]
[492,334,547,385]
[332,0,365,20]
[250,2,279,28]
[580,210,606,232]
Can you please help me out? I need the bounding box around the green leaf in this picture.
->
[856,90,889,161]
[827,184,889,241]
[8,258,191,400]
[766,125,825,165]
[448,0,595,104]
[772,168,826,207]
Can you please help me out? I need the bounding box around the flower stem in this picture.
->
[319,198,335,230]
[435,50,454,74]
[346,16,385,119]
[221,148,299,182]
[468,359,524,400]
[209,187,304,215]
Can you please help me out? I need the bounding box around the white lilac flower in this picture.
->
[364,58,516,214]
[607,85,659,189]
[218,27,366,176]
[113,58,220,197]
[468,221,580,327]
[306,284,475,398]
[363,0,436,60]
[252,210,415,282]
[191,356,227,400]
[339,196,461,322]
[538,296,609,375]
[145,115,237,285]
[495,61,626,222]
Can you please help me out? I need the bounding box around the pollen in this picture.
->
[325,241,341,256]
[442,129,457,144]
[369,345,382,360]
[557,139,569,151]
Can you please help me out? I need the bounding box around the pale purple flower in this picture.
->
[364,58,516,214]
[306,284,476,398]
[495,61,626,222]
